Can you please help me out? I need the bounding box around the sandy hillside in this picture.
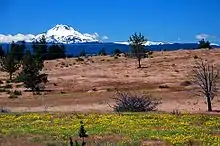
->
[1,49,220,113]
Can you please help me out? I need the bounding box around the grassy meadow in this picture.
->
[0,112,220,145]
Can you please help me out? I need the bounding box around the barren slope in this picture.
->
[1,49,220,113]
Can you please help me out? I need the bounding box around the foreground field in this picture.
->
[0,112,220,145]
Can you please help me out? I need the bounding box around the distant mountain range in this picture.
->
[0,24,170,45]
[0,24,100,44]
[0,24,219,56]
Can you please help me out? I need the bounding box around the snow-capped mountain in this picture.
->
[0,24,172,45]
[114,41,171,46]
[36,24,100,43]
[0,24,100,44]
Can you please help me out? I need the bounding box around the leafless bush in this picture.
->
[110,91,161,112]
[159,85,169,89]
[76,57,84,62]
[171,109,181,116]
[180,81,192,86]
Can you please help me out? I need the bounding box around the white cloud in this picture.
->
[195,34,220,46]
[196,33,209,40]
[0,34,35,43]
[102,35,109,40]
[83,32,99,40]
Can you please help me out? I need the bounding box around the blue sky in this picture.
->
[0,0,220,43]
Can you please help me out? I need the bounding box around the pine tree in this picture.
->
[98,48,106,56]
[78,121,88,143]
[22,51,48,93]
[114,48,121,56]
[128,32,147,68]
[79,49,86,57]
[0,53,20,81]
[32,35,48,60]
[47,43,66,60]
[69,137,74,146]
[0,45,5,57]
[10,41,26,61]
[198,39,212,49]
[75,140,80,146]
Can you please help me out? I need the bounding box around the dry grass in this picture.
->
[0,49,220,113]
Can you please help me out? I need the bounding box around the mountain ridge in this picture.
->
[0,24,219,47]
[0,24,170,45]
[0,24,100,44]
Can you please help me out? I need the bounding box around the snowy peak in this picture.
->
[0,24,100,44]
[36,24,100,44]
[46,24,80,37]
[51,24,72,31]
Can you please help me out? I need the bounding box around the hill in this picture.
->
[0,48,220,113]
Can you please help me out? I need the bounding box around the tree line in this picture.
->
[0,36,66,60]
[0,35,66,93]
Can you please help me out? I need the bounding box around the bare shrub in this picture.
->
[4,84,12,89]
[180,81,192,86]
[110,91,161,112]
[159,85,169,89]
[8,94,18,99]
[0,107,11,113]
[13,90,22,96]
[171,109,181,116]
[76,57,84,62]
[194,55,199,59]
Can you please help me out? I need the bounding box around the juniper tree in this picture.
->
[69,137,74,146]
[0,45,5,57]
[10,41,26,61]
[128,32,147,68]
[78,121,88,144]
[198,39,211,49]
[0,53,20,81]
[22,51,48,93]
[47,43,66,60]
[98,48,106,56]
[32,35,48,60]
[79,49,86,57]
[114,48,121,56]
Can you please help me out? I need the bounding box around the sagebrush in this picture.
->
[111,91,161,112]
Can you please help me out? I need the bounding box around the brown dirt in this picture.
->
[141,139,171,146]
[0,134,170,146]
[1,49,220,113]
[0,135,42,146]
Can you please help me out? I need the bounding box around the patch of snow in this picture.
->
[114,41,170,46]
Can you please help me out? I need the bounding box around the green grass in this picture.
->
[0,112,220,145]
